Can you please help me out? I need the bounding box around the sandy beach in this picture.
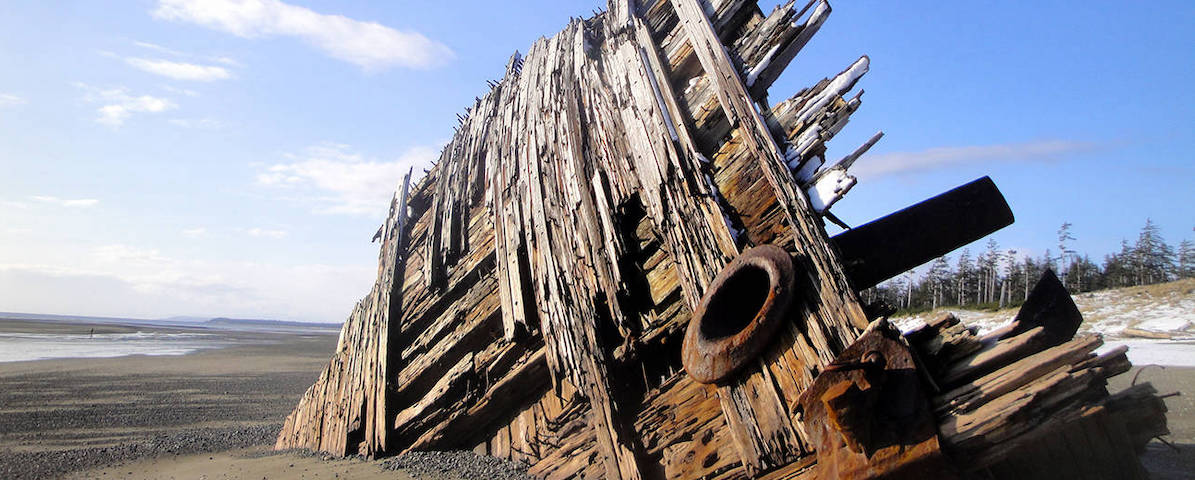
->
[1,317,1189,479]
[1108,366,1195,480]
[0,318,535,480]
[0,318,337,479]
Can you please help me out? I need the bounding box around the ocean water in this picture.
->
[0,331,231,363]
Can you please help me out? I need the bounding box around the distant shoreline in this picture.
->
[0,311,343,329]
[0,317,338,364]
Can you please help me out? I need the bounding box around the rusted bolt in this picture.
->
[861,351,885,369]
[682,245,796,384]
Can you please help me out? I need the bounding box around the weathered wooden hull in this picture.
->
[276,1,1168,478]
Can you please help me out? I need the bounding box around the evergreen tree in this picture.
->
[1104,240,1134,288]
[1057,222,1076,290]
[927,256,951,309]
[979,239,1000,304]
[1040,248,1055,275]
[1067,255,1102,292]
[903,271,916,309]
[1020,255,1038,302]
[1178,239,1195,279]
[996,249,1014,307]
[871,221,1189,314]
[955,249,973,305]
[1134,219,1175,285]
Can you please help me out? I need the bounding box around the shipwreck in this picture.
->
[275,1,1171,478]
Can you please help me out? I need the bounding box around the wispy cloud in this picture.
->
[76,83,177,127]
[3,244,247,307]
[257,143,433,216]
[134,41,185,56]
[182,227,207,237]
[209,56,241,67]
[853,139,1095,179]
[151,0,454,70]
[161,85,200,97]
[0,93,26,107]
[247,227,288,239]
[169,117,223,129]
[132,41,243,70]
[126,57,232,81]
[31,196,99,208]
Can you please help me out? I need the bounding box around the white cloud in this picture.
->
[0,93,26,107]
[126,57,232,81]
[0,242,372,322]
[256,143,435,216]
[182,227,207,237]
[76,83,177,127]
[162,85,200,97]
[169,117,223,129]
[247,227,288,239]
[31,196,99,208]
[151,0,454,70]
[853,140,1094,179]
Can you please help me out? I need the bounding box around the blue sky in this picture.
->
[0,0,1191,322]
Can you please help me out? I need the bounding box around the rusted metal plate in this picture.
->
[1001,269,1082,347]
[797,320,957,480]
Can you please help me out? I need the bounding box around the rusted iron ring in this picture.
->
[682,245,796,384]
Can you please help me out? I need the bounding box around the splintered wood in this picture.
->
[276,1,1169,478]
[907,313,1167,479]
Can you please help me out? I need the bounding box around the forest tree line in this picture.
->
[861,219,1195,314]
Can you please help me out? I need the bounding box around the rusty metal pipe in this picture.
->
[682,245,796,384]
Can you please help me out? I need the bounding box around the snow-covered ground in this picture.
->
[892,279,1195,367]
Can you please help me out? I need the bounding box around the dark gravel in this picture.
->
[0,371,315,436]
[383,450,536,480]
[0,423,280,480]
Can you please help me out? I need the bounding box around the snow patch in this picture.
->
[805,169,856,212]
[791,56,868,128]
[746,43,781,87]
[893,281,1195,366]
[1099,340,1195,368]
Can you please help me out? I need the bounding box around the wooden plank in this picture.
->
[716,363,805,473]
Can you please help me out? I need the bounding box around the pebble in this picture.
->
[382,450,536,480]
[0,424,281,480]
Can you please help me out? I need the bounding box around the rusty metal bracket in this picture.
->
[797,319,957,480]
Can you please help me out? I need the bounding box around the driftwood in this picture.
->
[276,1,1169,479]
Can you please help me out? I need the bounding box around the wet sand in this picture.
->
[1109,366,1195,480]
[68,447,415,480]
